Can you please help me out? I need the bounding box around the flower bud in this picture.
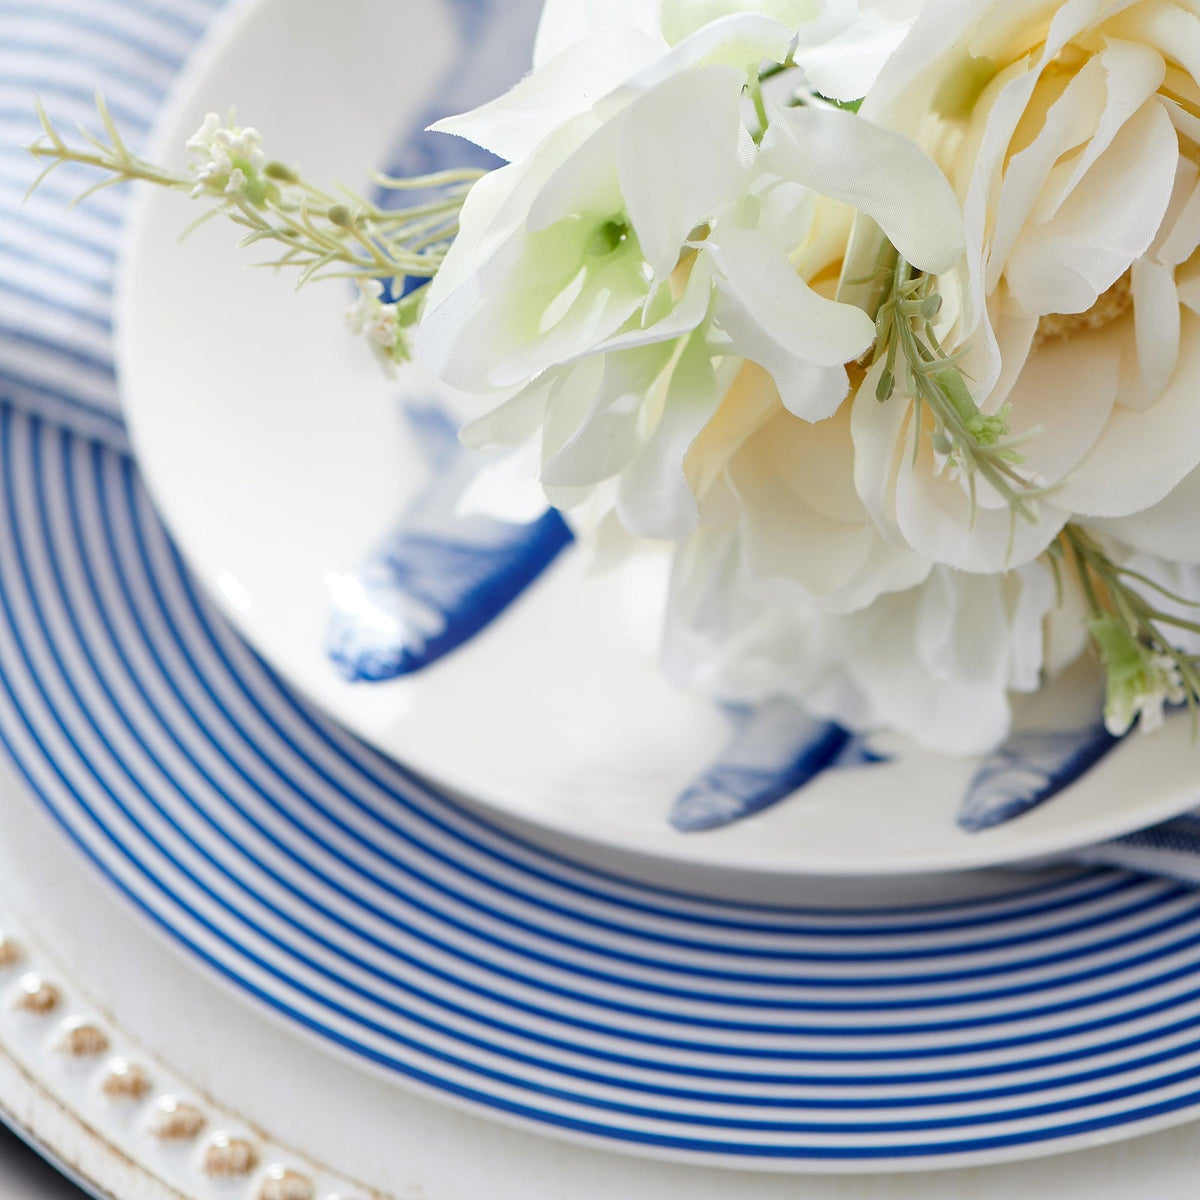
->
[876,367,895,403]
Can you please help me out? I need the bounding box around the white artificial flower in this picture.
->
[418,3,962,554]
[418,51,763,392]
[852,0,1200,575]
[186,111,266,200]
[664,520,1070,754]
[346,280,397,347]
[1102,651,1185,736]
[529,0,924,106]
[421,0,1200,755]
[345,280,412,367]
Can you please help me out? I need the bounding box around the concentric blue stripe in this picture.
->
[30,423,1200,1089]
[4,407,1200,1163]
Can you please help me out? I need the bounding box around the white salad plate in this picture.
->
[116,0,1200,877]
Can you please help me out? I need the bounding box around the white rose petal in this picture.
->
[1058,309,1200,517]
[1004,101,1179,315]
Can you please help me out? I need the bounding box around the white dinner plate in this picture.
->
[116,0,1200,876]
[10,405,1200,1171]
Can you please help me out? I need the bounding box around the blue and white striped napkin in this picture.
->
[0,0,224,449]
[2,0,1199,883]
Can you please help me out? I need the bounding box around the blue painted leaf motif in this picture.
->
[326,405,574,682]
[958,720,1121,833]
[374,0,545,300]
[670,701,884,834]
[378,0,543,181]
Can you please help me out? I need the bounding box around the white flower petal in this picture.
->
[1153,160,1200,267]
[765,105,965,275]
[1057,307,1200,516]
[617,64,753,279]
[1126,255,1181,412]
[576,253,716,362]
[1004,322,1121,485]
[850,362,910,546]
[727,409,931,609]
[842,574,1015,755]
[914,568,1006,688]
[1098,467,1200,563]
[526,117,625,231]
[533,0,663,68]
[1031,41,1166,228]
[1103,1,1200,86]
[685,361,780,501]
[431,27,663,163]
[616,334,727,538]
[541,343,674,486]
[705,226,876,419]
[415,224,528,387]
[1009,562,1056,692]
[419,164,523,315]
[600,12,799,107]
[459,376,549,452]
[659,0,822,45]
[985,55,1110,297]
[796,3,921,102]
[488,248,650,388]
[1004,100,1179,315]
[892,431,1069,573]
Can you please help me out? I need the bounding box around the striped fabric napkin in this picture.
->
[3,0,1199,883]
[1,0,224,449]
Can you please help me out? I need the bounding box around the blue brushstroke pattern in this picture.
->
[958,720,1121,833]
[379,0,543,180]
[670,701,885,834]
[326,406,574,682]
[373,0,543,303]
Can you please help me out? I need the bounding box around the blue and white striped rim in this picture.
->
[5,405,1200,1169]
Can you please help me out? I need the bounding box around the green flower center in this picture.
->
[587,217,631,258]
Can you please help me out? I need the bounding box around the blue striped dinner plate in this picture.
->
[5,406,1200,1170]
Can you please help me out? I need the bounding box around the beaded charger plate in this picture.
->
[8,404,1200,1171]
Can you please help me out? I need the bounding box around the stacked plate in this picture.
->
[5,0,1200,1175]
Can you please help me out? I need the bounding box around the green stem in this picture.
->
[26,93,473,291]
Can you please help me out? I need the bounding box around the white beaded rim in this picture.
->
[0,904,365,1200]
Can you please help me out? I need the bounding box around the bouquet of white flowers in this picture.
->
[33,0,1200,758]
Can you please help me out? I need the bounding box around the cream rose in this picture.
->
[663,363,1092,755]
[664,0,1200,752]
[855,0,1200,574]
